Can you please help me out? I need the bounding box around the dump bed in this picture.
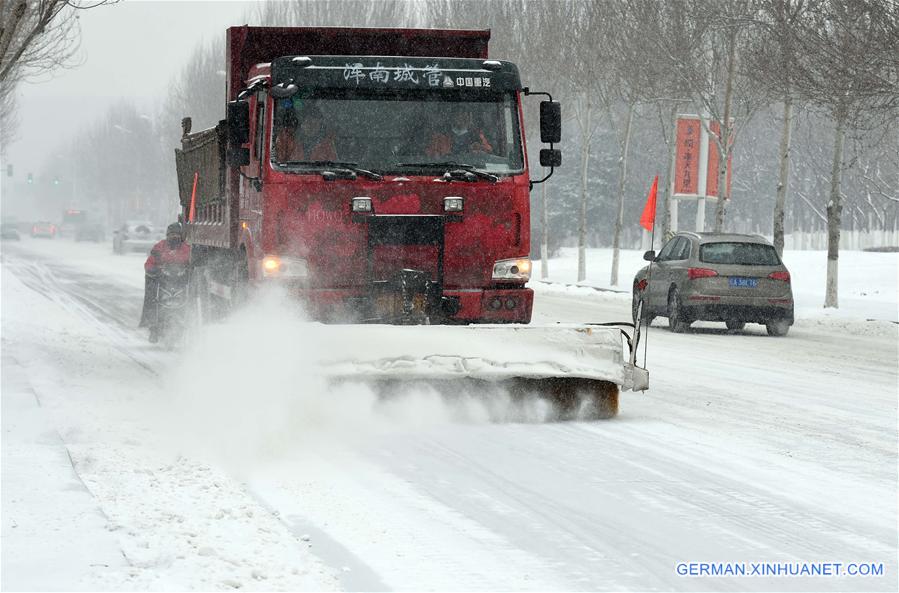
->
[174,125,228,245]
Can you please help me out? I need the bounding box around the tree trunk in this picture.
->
[540,179,549,279]
[577,98,592,283]
[824,110,846,309]
[662,103,678,238]
[774,97,793,257]
[714,29,737,233]
[610,102,635,286]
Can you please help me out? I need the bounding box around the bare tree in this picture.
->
[0,0,116,151]
[789,0,898,307]
[632,0,711,237]
[0,70,18,147]
[254,0,417,28]
[676,0,768,232]
[746,0,819,256]
[548,0,615,282]
[603,0,685,284]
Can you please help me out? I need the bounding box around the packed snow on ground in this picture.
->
[2,236,897,592]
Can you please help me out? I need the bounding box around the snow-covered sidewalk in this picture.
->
[2,352,126,590]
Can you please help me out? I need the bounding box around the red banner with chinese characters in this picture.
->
[674,118,701,195]
[706,120,733,198]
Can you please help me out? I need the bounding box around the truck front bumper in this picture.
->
[281,286,533,324]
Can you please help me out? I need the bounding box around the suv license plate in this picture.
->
[729,277,758,288]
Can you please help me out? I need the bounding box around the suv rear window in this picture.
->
[700,242,781,265]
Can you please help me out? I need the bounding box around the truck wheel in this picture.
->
[725,320,745,331]
[766,319,790,337]
[667,288,690,333]
[230,254,249,310]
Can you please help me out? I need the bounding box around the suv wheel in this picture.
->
[725,320,745,331]
[766,319,790,337]
[667,288,690,333]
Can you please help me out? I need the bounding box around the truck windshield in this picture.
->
[270,89,524,175]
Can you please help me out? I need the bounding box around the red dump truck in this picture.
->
[176,26,647,418]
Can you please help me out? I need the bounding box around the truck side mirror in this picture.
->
[270,82,298,98]
[227,100,250,146]
[539,149,561,168]
[540,101,561,144]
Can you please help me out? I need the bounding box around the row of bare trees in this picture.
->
[33,0,898,308]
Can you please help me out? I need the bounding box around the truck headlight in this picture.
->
[492,257,531,281]
[262,255,308,279]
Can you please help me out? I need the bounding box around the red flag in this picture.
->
[188,171,198,222]
[639,175,659,231]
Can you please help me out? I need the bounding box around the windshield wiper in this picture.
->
[277,160,383,181]
[396,161,499,182]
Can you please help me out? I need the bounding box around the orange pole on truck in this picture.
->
[188,171,198,222]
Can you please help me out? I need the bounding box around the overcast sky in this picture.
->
[3,0,258,181]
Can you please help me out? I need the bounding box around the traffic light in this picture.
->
[27,173,33,184]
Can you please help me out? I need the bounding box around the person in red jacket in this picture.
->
[273,104,337,162]
[425,105,492,158]
[139,222,190,342]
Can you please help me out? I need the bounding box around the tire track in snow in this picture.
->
[4,255,162,377]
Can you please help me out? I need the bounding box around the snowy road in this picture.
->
[2,238,896,592]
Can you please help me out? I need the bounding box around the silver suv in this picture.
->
[632,232,793,336]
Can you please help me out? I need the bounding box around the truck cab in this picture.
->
[178,27,560,325]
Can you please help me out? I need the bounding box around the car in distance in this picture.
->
[75,219,105,242]
[31,221,57,239]
[632,232,793,336]
[1,221,21,240]
[58,209,88,239]
[113,221,162,254]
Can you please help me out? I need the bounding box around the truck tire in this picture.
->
[230,251,249,311]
